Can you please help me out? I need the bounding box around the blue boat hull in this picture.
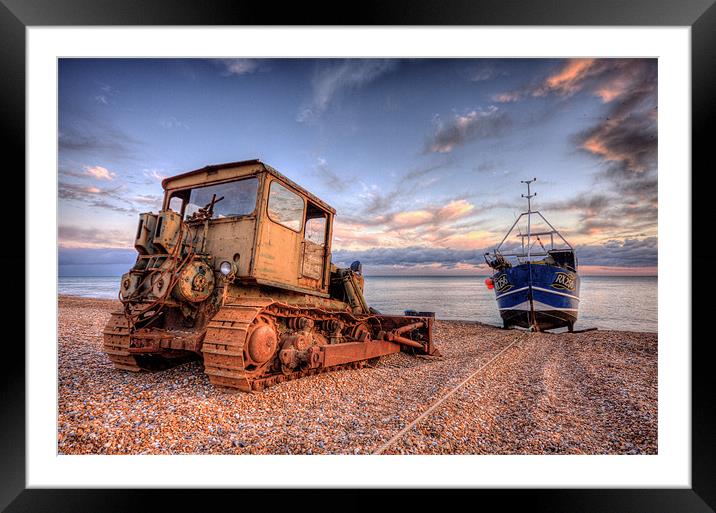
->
[493,263,580,331]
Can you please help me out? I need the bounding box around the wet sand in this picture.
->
[58,295,657,455]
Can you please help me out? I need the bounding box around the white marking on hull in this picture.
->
[499,300,579,312]
[531,286,580,301]
[495,286,529,299]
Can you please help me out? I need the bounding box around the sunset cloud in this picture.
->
[491,91,522,103]
[493,59,656,107]
[438,199,475,220]
[332,237,657,273]
[84,165,115,180]
[566,61,658,241]
[334,197,481,250]
[59,225,135,249]
[540,58,596,96]
[392,210,434,228]
[59,182,117,199]
[577,106,657,175]
[59,182,138,214]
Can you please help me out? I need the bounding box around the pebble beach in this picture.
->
[58,295,657,455]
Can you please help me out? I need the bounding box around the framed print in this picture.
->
[4,0,715,511]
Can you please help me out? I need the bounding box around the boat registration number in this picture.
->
[552,272,576,291]
[494,274,513,292]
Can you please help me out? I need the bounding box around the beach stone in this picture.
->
[57,295,657,456]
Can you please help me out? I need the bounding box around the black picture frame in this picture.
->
[3,1,713,511]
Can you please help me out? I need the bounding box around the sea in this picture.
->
[58,275,657,333]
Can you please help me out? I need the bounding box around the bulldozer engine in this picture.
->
[103,159,440,391]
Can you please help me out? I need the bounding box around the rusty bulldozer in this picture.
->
[103,159,440,392]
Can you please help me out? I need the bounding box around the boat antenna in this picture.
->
[521,178,537,260]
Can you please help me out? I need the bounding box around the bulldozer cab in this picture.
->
[162,159,335,297]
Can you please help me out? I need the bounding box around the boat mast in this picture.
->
[521,178,536,261]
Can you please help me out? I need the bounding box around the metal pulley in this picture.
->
[151,270,173,298]
[172,260,215,303]
[119,272,141,299]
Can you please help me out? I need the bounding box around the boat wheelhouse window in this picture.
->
[267,181,304,232]
[548,250,576,270]
[182,177,259,220]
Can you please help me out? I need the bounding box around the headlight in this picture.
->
[220,261,233,276]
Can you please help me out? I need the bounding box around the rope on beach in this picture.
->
[372,334,527,455]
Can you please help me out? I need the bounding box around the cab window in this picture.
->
[305,211,327,246]
[267,181,304,232]
[168,196,184,214]
[184,177,258,220]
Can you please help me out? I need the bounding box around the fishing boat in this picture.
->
[484,179,580,332]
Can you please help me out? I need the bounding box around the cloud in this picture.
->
[216,59,263,76]
[474,161,511,176]
[492,92,523,103]
[403,159,456,181]
[580,119,657,175]
[492,59,656,107]
[332,236,656,272]
[144,169,168,182]
[84,165,115,180]
[562,60,658,180]
[92,81,118,106]
[540,185,656,240]
[84,200,136,214]
[539,58,596,96]
[576,102,657,176]
[59,121,143,161]
[333,246,487,269]
[98,82,116,94]
[345,159,454,219]
[544,193,611,216]
[438,200,475,221]
[59,164,116,181]
[59,182,118,200]
[297,59,397,122]
[328,157,502,252]
[59,225,135,249]
[575,237,657,267]
[334,197,487,252]
[59,181,137,214]
[469,65,505,82]
[132,194,163,206]
[488,59,657,239]
[424,106,510,153]
[563,60,657,239]
[313,157,348,192]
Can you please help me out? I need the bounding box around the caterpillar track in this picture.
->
[103,312,142,371]
[103,311,199,372]
[201,299,275,391]
[202,298,435,392]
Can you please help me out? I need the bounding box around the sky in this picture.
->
[58,58,657,276]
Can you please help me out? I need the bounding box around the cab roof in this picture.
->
[162,159,336,214]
